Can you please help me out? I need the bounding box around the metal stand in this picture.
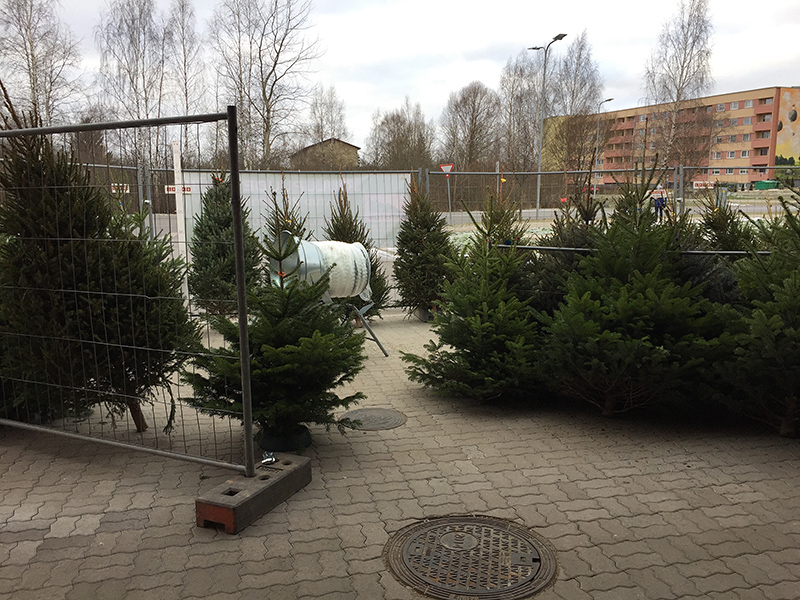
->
[347,303,388,357]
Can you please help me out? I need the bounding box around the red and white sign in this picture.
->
[693,181,715,189]
[110,183,130,194]
[164,185,195,194]
[439,163,454,179]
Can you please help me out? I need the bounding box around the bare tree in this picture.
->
[363,97,435,170]
[439,81,501,172]
[95,0,170,164]
[303,84,349,144]
[0,0,82,125]
[208,0,319,169]
[498,50,540,171]
[644,0,714,175]
[167,0,204,164]
[549,31,604,190]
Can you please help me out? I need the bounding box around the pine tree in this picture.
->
[188,175,262,315]
[0,90,199,430]
[393,183,453,317]
[322,186,390,318]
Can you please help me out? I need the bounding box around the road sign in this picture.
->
[164,185,195,194]
[439,164,454,178]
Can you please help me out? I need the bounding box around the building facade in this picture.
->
[596,86,800,188]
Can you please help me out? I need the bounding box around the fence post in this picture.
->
[227,105,256,478]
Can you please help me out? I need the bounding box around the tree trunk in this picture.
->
[127,399,149,433]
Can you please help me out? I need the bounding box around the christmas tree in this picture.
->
[188,174,262,315]
[0,87,199,430]
[393,183,452,317]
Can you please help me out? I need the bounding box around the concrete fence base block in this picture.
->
[195,453,311,534]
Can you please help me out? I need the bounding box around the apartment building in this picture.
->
[595,86,800,188]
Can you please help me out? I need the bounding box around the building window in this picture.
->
[759,131,770,138]
[716,103,725,111]
[649,156,656,163]
[706,106,713,112]
[744,99,753,108]
[649,142,656,149]
[741,150,750,158]
[760,97,773,105]
[731,101,739,110]
[726,168,734,175]
[715,136,723,144]
[730,118,738,126]
[729,135,737,143]
[739,169,748,174]
[758,148,769,156]
[712,168,721,175]
[727,151,736,159]
[716,120,725,127]
[639,114,647,121]
[743,133,751,142]
[713,151,722,160]
[743,116,752,125]
[762,114,772,122]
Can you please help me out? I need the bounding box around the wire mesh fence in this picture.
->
[0,110,251,472]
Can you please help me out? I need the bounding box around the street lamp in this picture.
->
[529,33,566,220]
[594,97,613,194]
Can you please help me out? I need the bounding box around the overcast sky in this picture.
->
[60,0,800,149]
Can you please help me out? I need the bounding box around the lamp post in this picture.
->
[529,33,566,220]
[594,97,613,195]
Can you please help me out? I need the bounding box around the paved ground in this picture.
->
[1,308,799,600]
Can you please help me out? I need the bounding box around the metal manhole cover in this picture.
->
[383,515,557,600]
[341,407,407,430]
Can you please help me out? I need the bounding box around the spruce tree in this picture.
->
[188,175,262,315]
[184,198,367,441]
[393,183,453,317]
[322,186,390,318]
[402,192,544,402]
[0,91,199,430]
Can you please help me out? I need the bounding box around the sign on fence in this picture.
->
[165,185,195,194]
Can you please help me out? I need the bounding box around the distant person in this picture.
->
[653,184,666,223]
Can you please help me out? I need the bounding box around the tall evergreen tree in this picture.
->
[0,88,199,430]
[188,174,262,316]
[322,186,390,319]
[393,183,452,317]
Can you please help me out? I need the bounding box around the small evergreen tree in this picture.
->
[0,90,199,430]
[402,193,545,402]
[188,175,262,315]
[184,197,367,441]
[322,186,390,318]
[393,183,452,317]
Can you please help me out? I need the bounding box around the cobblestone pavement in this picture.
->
[1,309,799,599]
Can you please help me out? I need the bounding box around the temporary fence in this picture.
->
[0,108,257,476]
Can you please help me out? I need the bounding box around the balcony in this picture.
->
[753,120,772,132]
[750,155,771,167]
[751,137,771,150]
[754,102,775,115]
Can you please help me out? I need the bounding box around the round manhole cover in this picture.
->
[341,407,407,430]
[383,515,557,599]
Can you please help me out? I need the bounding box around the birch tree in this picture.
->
[0,0,81,125]
[95,0,170,164]
[498,50,540,172]
[363,97,435,170]
[208,0,319,168]
[644,0,714,173]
